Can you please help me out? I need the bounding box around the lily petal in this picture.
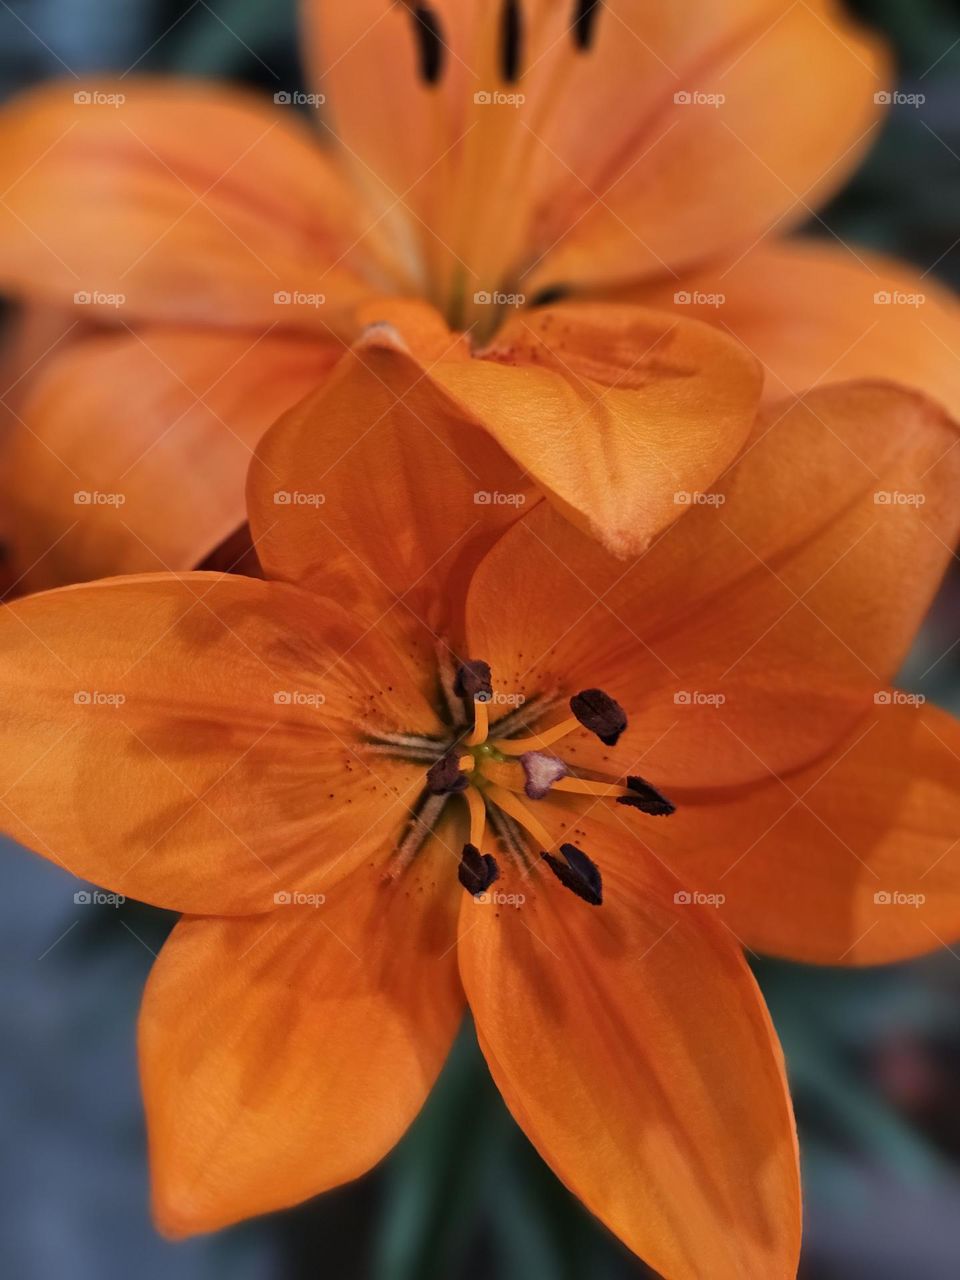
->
[0,79,382,326]
[466,382,960,786]
[0,573,441,913]
[142,852,463,1236]
[458,824,800,1279]
[629,238,960,419]
[527,0,887,294]
[247,337,538,634]
[0,326,341,591]
[655,698,960,966]
[445,303,762,555]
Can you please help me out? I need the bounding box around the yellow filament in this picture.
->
[491,715,578,755]
[483,783,554,849]
[465,784,487,849]
[550,776,623,799]
[465,697,490,746]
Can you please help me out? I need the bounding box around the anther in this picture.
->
[570,688,627,746]
[617,775,676,817]
[571,0,602,51]
[542,842,603,906]
[426,752,469,795]
[519,750,569,799]
[406,4,446,86]
[454,659,493,703]
[459,843,500,896]
[500,0,524,83]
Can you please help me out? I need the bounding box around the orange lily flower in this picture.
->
[2,1,959,588]
[2,338,959,1276]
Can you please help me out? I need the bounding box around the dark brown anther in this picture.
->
[408,4,446,85]
[426,752,469,795]
[542,842,602,906]
[458,843,500,895]
[570,688,626,746]
[454,659,493,703]
[500,0,524,82]
[572,0,602,50]
[617,775,676,817]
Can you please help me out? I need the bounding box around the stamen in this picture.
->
[406,3,446,85]
[500,0,524,83]
[426,752,469,795]
[617,775,676,817]
[458,842,500,896]
[464,784,488,850]
[454,659,493,703]
[465,696,489,747]
[484,783,554,849]
[571,0,602,51]
[570,688,627,746]
[491,715,580,755]
[542,843,603,906]
[519,750,569,799]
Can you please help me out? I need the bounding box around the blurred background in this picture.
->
[1,1,959,1276]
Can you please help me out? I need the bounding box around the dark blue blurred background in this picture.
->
[2,2,960,1276]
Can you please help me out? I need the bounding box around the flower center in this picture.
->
[368,656,674,908]
[396,0,606,339]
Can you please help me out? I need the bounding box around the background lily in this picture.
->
[1,0,958,590]
[1,339,959,1277]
